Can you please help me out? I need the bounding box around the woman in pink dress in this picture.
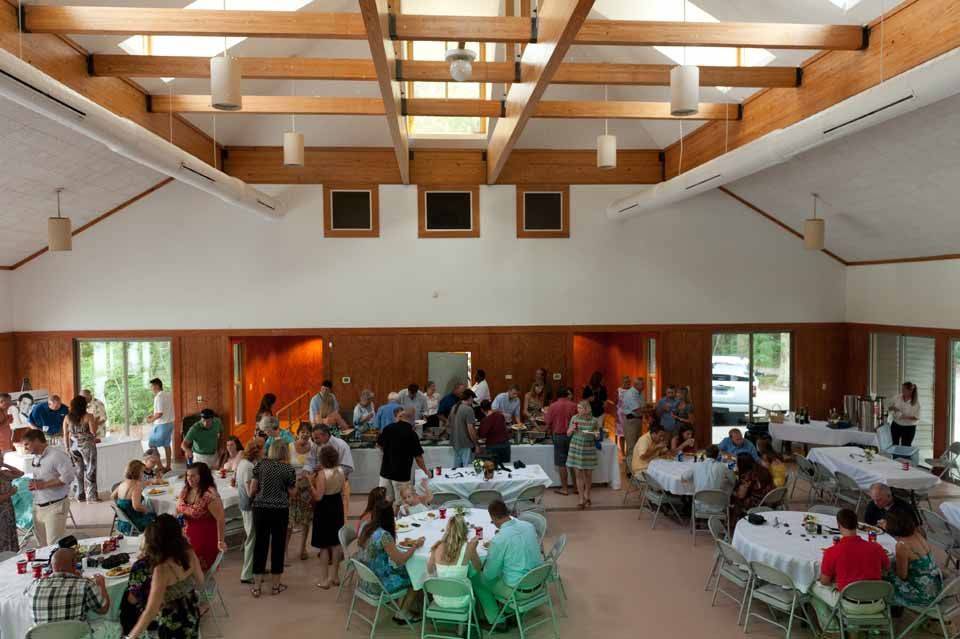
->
[176,462,226,572]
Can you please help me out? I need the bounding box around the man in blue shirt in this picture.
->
[469,500,543,626]
[718,428,760,461]
[374,392,401,431]
[437,383,465,420]
[655,385,678,432]
[491,386,521,424]
[29,395,68,442]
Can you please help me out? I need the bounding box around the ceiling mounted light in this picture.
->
[596,85,616,169]
[283,79,304,167]
[670,0,699,116]
[445,43,476,82]
[48,187,72,252]
[804,193,826,250]
[210,0,241,110]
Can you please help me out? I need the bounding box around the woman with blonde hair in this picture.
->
[523,382,546,425]
[673,385,695,431]
[318,397,349,438]
[248,438,296,597]
[112,459,156,534]
[566,399,600,510]
[427,513,481,609]
[353,390,376,433]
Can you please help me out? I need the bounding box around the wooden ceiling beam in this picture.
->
[92,54,800,88]
[359,0,409,184]
[487,0,596,185]
[26,6,865,50]
[151,95,739,120]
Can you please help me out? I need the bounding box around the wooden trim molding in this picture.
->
[417,185,480,238]
[516,185,570,239]
[322,184,380,238]
[846,254,960,267]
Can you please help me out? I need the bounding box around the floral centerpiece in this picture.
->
[473,458,484,475]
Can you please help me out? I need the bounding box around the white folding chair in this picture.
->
[691,489,729,545]
[710,540,752,625]
[512,484,546,515]
[467,489,502,507]
[200,550,227,637]
[337,525,359,602]
[743,561,815,639]
[640,471,684,529]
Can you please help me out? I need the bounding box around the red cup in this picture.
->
[220,468,227,479]
[439,507,447,520]
[901,460,910,471]
[475,526,484,539]
[16,559,27,574]
[32,562,43,579]
[25,549,36,561]
[868,531,878,543]
[435,466,442,477]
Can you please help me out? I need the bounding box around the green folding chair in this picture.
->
[421,577,481,639]
[345,559,416,639]
[743,561,815,639]
[25,620,90,639]
[517,511,547,544]
[544,534,568,616]
[821,580,895,639]
[488,563,558,639]
[710,540,752,625]
[691,489,729,546]
[896,574,960,639]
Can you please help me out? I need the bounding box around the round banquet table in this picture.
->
[731,511,897,593]
[806,446,939,492]
[144,474,239,516]
[415,463,553,503]
[394,507,495,591]
[645,457,697,495]
[0,535,140,639]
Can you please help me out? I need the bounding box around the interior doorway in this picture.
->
[428,352,472,395]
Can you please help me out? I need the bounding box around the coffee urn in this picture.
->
[858,396,886,432]
[843,395,861,427]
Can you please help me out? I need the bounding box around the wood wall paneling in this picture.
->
[0,333,16,393]
[237,336,325,427]
[660,329,710,443]
[793,325,848,419]
[13,334,75,400]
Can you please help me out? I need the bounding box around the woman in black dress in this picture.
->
[583,371,608,430]
[310,445,345,590]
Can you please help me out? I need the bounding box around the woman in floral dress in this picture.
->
[885,509,943,608]
[288,424,315,561]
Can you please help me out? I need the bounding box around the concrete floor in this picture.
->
[63,474,960,639]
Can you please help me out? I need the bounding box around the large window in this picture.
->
[77,340,173,438]
[711,332,792,443]
[869,333,936,461]
[405,40,489,138]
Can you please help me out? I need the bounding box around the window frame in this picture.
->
[418,185,480,238]
[323,184,379,238]
[516,185,570,238]
[710,331,795,421]
[405,40,489,138]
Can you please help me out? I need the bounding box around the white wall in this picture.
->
[846,261,960,329]
[9,182,846,331]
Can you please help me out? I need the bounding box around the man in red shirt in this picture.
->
[812,508,890,614]
[477,400,511,465]
[543,388,579,496]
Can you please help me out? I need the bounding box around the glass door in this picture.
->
[952,340,960,446]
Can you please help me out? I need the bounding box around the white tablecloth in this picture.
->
[940,502,960,529]
[770,421,878,448]
[807,446,939,492]
[646,458,697,495]
[7,436,144,495]
[732,511,897,593]
[350,441,621,492]
[415,464,553,503]
[395,507,495,590]
[0,535,140,639]
[144,474,239,516]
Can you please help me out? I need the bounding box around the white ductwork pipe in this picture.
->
[0,48,283,220]
[608,46,960,221]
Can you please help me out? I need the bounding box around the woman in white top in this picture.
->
[471,370,491,403]
[424,381,440,417]
[352,390,376,433]
[427,514,482,609]
[889,381,921,446]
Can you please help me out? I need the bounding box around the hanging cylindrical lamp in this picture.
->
[210,1,241,111]
[596,85,617,169]
[48,187,72,252]
[283,79,304,166]
[670,1,699,116]
[804,193,826,250]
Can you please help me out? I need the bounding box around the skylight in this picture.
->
[119,0,312,82]
[827,0,865,10]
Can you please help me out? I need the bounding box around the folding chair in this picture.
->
[833,471,867,513]
[25,621,90,639]
[544,534,568,614]
[431,492,460,507]
[822,580,895,639]
[517,511,547,545]
[710,540,752,625]
[759,486,788,511]
[691,489,729,546]
[895,574,960,639]
[640,471,684,530]
[467,490,502,508]
[621,470,647,506]
[704,515,729,591]
[743,561,815,639]
[12,476,36,550]
[920,509,960,569]
[792,456,816,503]
[442,500,474,510]
[810,461,839,506]
[808,504,842,517]
[337,525,359,602]
[512,485,546,515]
[926,442,960,481]
[200,550,227,637]
[109,502,146,537]
[487,563,559,639]
[346,559,416,639]
[421,577,481,639]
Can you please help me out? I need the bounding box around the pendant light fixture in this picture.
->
[445,41,476,82]
[596,85,617,169]
[804,193,826,250]
[670,1,700,116]
[210,0,241,111]
[283,79,304,166]
[48,187,72,252]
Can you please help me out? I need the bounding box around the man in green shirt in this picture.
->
[470,499,544,626]
[181,408,223,467]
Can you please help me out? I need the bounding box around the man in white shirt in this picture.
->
[143,378,175,472]
[22,429,76,545]
[80,389,107,434]
[305,424,354,477]
[397,383,428,421]
[692,445,736,513]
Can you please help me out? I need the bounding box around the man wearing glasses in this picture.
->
[22,429,75,545]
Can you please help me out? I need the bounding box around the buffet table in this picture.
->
[7,436,144,496]
[770,420,878,448]
[350,441,620,492]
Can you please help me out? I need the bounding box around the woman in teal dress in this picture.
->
[358,501,425,622]
[111,460,156,534]
[565,400,600,510]
[885,510,943,608]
